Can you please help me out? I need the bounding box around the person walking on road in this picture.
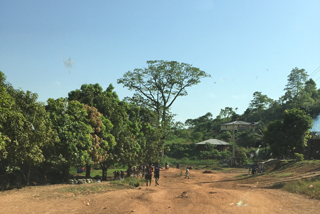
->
[154,163,161,186]
[146,164,153,186]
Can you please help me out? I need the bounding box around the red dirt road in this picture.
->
[0,168,319,214]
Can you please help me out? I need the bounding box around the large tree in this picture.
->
[83,104,115,178]
[284,67,308,99]
[249,92,273,111]
[117,60,211,130]
[0,71,60,186]
[69,84,141,179]
[263,108,312,158]
[46,98,93,179]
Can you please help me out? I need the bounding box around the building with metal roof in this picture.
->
[220,121,258,131]
[196,139,229,152]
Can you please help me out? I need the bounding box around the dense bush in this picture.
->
[295,153,304,161]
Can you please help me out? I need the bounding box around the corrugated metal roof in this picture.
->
[196,139,229,146]
[220,121,258,126]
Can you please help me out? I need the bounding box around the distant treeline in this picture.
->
[165,67,316,160]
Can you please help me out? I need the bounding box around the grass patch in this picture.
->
[275,172,294,178]
[272,160,320,173]
[283,177,320,199]
[235,174,251,178]
[269,177,320,199]
[69,165,127,178]
[269,182,285,189]
[110,177,146,187]
[58,183,129,195]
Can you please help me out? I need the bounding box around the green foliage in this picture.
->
[68,84,133,178]
[264,108,312,158]
[166,142,199,159]
[271,177,320,200]
[218,107,237,119]
[117,60,211,133]
[249,91,273,111]
[127,104,163,164]
[0,72,59,185]
[236,130,260,147]
[68,83,163,179]
[284,67,308,98]
[294,153,304,161]
[275,172,294,178]
[216,131,232,142]
[46,98,93,167]
[3,64,320,188]
[191,132,203,143]
[241,151,249,165]
[220,150,232,160]
[83,104,115,164]
[2,87,58,173]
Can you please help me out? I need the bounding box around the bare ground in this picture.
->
[0,168,319,214]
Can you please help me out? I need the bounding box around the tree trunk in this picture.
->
[62,164,70,182]
[127,164,132,177]
[20,169,28,186]
[102,166,105,181]
[101,164,109,181]
[85,164,91,178]
[27,166,31,186]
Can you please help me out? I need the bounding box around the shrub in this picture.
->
[241,151,249,165]
[220,151,232,160]
[295,153,304,162]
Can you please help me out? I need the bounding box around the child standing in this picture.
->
[185,167,189,179]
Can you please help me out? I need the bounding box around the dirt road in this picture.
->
[0,168,319,214]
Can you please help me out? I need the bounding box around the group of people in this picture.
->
[251,163,264,174]
[144,163,161,186]
[131,162,191,186]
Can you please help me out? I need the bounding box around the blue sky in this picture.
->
[1,0,320,123]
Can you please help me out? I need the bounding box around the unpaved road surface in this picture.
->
[0,168,319,214]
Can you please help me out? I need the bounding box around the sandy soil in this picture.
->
[0,168,319,214]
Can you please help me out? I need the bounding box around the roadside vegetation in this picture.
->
[1,66,320,194]
[58,182,132,195]
[234,159,320,199]
[271,177,320,200]
[69,164,127,179]
[110,177,145,187]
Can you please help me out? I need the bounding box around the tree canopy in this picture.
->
[263,108,312,157]
[117,60,211,128]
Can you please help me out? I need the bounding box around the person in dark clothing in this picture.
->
[146,164,153,186]
[154,163,161,186]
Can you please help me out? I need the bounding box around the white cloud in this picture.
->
[54,81,61,85]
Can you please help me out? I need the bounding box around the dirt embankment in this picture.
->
[0,168,319,214]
